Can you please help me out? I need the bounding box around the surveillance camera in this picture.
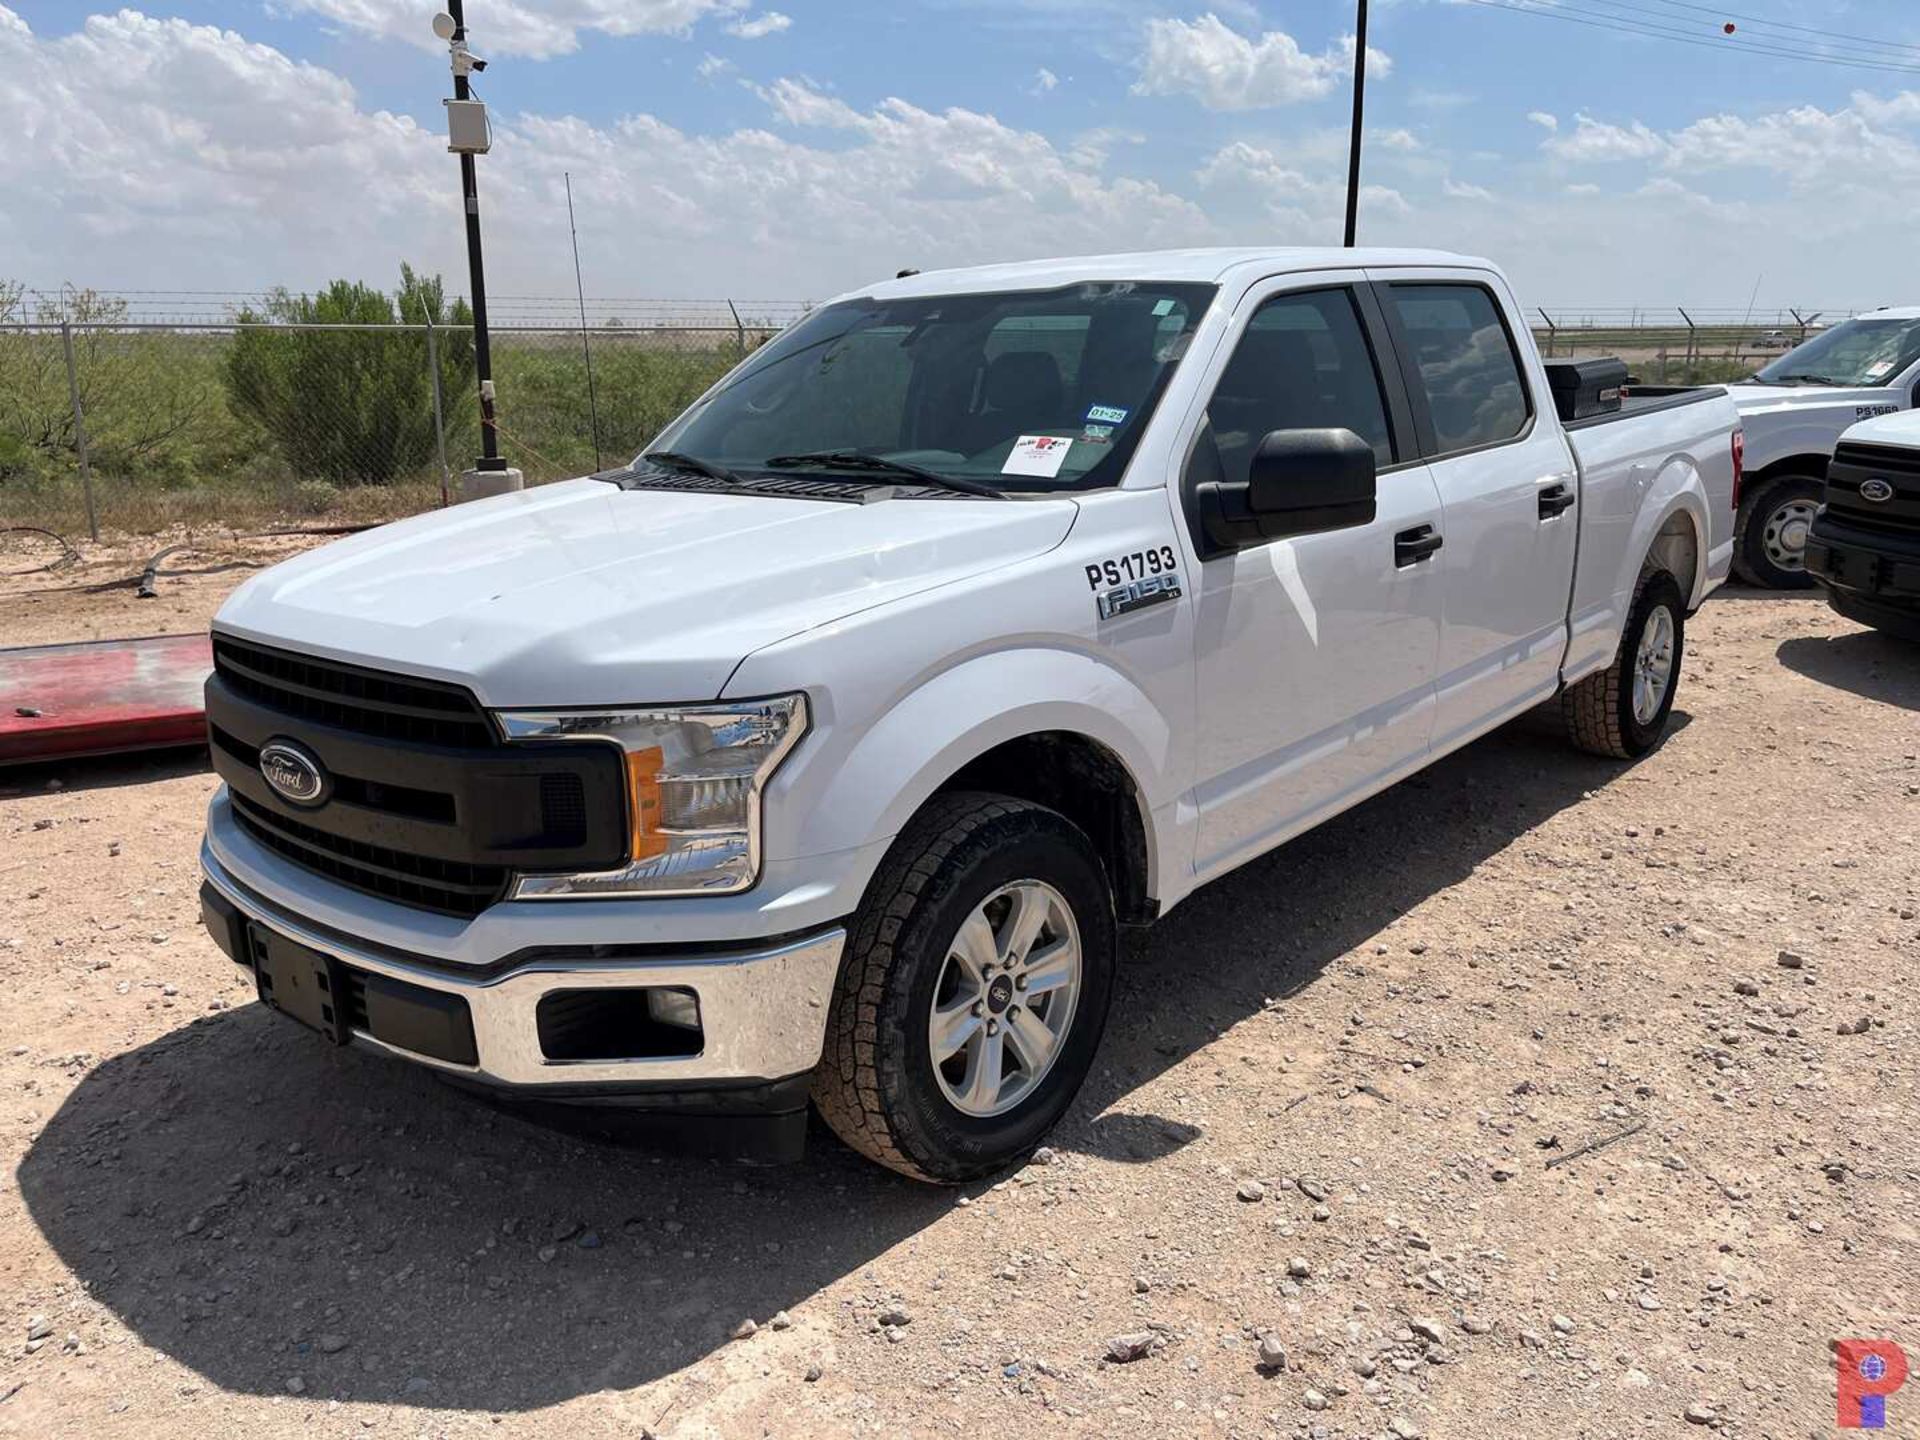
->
[470,55,487,70]
[431,10,457,40]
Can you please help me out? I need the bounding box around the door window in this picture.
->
[1385,284,1530,455]
[1199,288,1395,488]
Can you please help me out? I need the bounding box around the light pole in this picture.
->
[1343,0,1368,247]
[434,4,520,497]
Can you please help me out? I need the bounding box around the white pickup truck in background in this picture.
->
[198,248,1739,1180]
[1721,306,1920,587]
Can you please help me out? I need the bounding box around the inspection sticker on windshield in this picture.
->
[1004,435,1073,478]
[1085,404,1129,425]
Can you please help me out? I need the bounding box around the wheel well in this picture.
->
[936,732,1155,925]
[1644,507,1701,600]
[1749,453,1828,488]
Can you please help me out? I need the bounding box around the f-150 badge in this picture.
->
[1095,572,1183,620]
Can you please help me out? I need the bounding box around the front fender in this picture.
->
[758,646,1175,905]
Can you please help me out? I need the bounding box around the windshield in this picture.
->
[1754,315,1920,387]
[649,281,1217,492]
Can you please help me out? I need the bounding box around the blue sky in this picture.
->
[5,0,1920,310]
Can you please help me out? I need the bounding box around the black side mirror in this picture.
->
[1197,427,1378,556]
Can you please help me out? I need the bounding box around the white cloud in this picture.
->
[1542,112,1667,162]
[1373,127,1421,152]
[1526,110,1557,132]
[1195,140,1407,232]
[1032,66,1059,95]
[1442,177,1493,201]
[8,6,1920,312]
[0,11,1208,298]
[695,51,732,78]
[275,0,746,58]
[1849,89,1920,126]
[725,10,790,38]
[1132,13,1388,112]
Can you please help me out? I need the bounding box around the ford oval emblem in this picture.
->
[1859,477,1895,503]
[259,739,329,806]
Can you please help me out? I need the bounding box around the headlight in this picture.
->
[495,694,807,898]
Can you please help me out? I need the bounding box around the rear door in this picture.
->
[1180,275,1446,881]
[1370,272,1580,749]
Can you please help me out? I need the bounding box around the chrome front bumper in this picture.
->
[200,842,846,1092]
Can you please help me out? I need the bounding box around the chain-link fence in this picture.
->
[0,311,797,538]
[0,291,1867,540]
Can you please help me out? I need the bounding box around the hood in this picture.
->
[215,479,1077,706]
[1725,381,1904,422]
[1841,407,1920,447]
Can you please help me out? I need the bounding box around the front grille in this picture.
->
[1836,442,1920,478]
[231,792,508,917]
[1827,442,1920,537]
[213,636,496,749]
[539,772,588,848]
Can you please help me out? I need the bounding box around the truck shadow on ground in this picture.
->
[17,716,1649,1411]
[1777,631,1918,711]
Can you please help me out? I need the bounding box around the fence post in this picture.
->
[1678,307,1697,381]
[1656,345,1668,384]
[60,320,100,543]
[424,317,451,508]
[1538,309,1557,358]
[727,299,745,362]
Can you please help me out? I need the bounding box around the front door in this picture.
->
[1185,279,1446,882]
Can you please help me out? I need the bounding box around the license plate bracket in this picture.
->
[251,928,348,1044]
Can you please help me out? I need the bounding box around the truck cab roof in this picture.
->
[848,247,1496,303]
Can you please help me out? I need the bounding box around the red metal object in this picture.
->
[0,633,212,765]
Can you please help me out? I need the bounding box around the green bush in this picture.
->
[222,266,474,485]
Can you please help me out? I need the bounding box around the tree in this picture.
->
[222,266,474,485]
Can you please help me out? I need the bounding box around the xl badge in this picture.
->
[1096,573,1183,620]
[1859,477,1895,503]
[259,738,330,806]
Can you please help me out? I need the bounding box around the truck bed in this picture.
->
[1565,385,1728,431]
[1558,382,1741,683]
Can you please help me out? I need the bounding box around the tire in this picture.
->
[812,792,1117,1183]
[1732,474,1823,589]
[1562,571,1686,759]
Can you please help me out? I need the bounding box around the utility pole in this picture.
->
[435,2,520,498]
[1343,0,1369,246]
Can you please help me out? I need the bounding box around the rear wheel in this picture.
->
[812,793,1116,1183]
[1562,572,1686,758]
[1733,474,1822,589]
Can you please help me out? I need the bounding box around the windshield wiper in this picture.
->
[763,450,1006,499]
[1773,375,1844,387]
[642,450,745,484]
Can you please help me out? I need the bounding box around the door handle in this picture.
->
[1538,482,1577,519]
[1394,525,1444,567]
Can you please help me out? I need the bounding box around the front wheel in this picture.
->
[812,793,1116,1183]
[1733,474,1823,589]
[1562,572,1687,758]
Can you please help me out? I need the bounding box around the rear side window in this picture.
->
[1387,284,1530,455]
[1201,288,1394,488]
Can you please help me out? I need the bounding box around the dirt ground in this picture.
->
[1,552,1915,1440]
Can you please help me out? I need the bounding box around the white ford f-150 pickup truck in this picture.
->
[199,248,1739,1180]
[1719,307,1920,588]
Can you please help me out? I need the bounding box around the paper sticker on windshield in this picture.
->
[1004,435,1073,478]
[1085,404,1129,425]
[1081,424,1114,444]
[1864,360,1896,381]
